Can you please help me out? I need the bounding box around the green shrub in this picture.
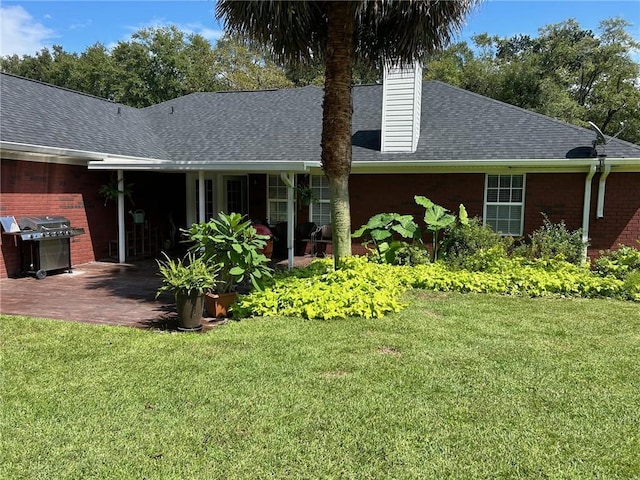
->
[236,254,634,320]
[440,217,511,266]
[235,257,407,320]
[519,214,586,265]
[623,271,640,301]
[394,244,432,266]
[594,244,640,280]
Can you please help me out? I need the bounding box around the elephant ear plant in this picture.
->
[186,212,273,294]
[352,213,421,264]
[415,196,468,261]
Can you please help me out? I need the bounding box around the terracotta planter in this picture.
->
[175,292,205,331]
[205,291,238,318]
[259,239,273,259]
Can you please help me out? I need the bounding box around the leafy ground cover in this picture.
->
[2,293,639,479]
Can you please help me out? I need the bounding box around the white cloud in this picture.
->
[0,5,56,56]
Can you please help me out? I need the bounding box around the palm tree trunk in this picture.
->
[322,1,356,268]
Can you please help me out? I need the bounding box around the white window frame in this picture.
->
[267,174,288,225]
[483,173,526,236]
[309,175,331,226]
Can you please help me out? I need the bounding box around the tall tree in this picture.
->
[211,34,294,90]
[216,0,478,267]
[424,17,640,144]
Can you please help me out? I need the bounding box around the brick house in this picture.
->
[1,66,639,278]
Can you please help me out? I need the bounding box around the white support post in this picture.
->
[198,170,205,223]
[117,169,126,263]
[280,172,296,269]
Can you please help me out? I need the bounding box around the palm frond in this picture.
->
[216,0,480,67]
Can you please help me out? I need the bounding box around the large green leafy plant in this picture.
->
[186,212,272,293]
[155,252,218,298]
[352,213,421,264]
[415,196,468,261]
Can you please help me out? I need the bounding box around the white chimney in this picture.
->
[381,62,422,153]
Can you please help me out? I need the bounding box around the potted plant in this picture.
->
[185,212,273,318]
[99,174,135,206]
[295,184,317,207]
[155,252,218,331]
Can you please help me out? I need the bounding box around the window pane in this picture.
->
[512,175,524,188]
[496,219,510,233]
[268,175,287,200]
[312,202,331,226]
[499,176,511,188]
[486,205,497,219]
[499,189,511,202]
[487,189,498,202]
[497,205,511,218]
[268,201,287,224]
[511,189,523,202]
[487,175,498,188]
[311,175,329,201]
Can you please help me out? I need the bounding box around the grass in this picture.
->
[2,292,639,479]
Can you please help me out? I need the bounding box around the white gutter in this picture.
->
[0,141,169,163]
[582,165,597,262]
[89,158,316,173]
[596,162,611,219]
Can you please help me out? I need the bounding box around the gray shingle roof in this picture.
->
[0,73,170,160]
[2,72,639,165]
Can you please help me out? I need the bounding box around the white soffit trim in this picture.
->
[0,141,169,165]
[88,158,318,173]
[349,157,640,174]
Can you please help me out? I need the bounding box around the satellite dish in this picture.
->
[588,121,607,145]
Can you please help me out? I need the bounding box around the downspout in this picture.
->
[596,158,611,219]
[581,165,597,263]
[117,170,126,263]
[280,172,295,270]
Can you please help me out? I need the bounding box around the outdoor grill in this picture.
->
[1,215,85,279]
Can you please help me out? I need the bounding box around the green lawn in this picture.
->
[2,292,639,479]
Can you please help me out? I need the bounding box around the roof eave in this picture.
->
[88,158,318,173]
[350,157,640,173]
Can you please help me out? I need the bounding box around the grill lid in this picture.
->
[19,215,71,231]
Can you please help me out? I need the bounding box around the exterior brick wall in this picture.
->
[350,171,639,258]
[350,173,485,228]
[2,162,637,277]
[589,172,640,253]
[0,159,114,277]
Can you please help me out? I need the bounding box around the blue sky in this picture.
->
[1,1,638,57]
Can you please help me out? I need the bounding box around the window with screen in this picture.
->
[267,174,288,224]
[484,174,525,236]
[310,175,331,226]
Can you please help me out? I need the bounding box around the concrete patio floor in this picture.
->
[0,256,316,330]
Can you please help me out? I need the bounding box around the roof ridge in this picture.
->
[424,79,640,150]
[0,71,133,107]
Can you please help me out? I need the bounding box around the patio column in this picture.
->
[117,170,126,263]
[198,170,206,223]
[280,172,296,269]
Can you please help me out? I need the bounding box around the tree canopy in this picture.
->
[424,17,640,144]
[3,17,635,145]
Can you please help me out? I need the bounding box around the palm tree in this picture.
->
[216,0,479,268]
